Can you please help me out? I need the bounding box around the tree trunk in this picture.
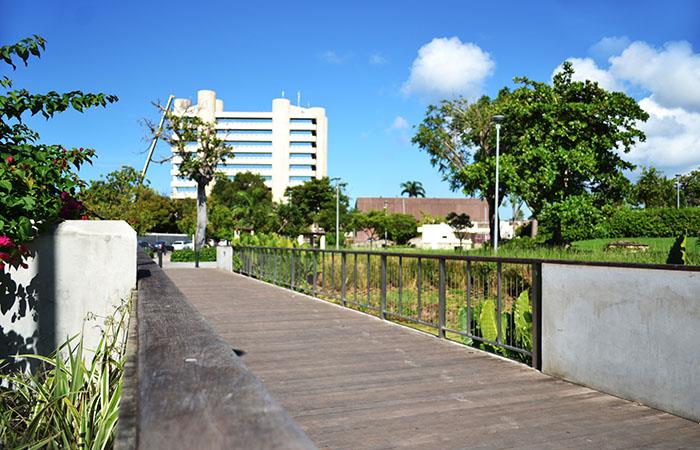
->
[195,182,207,266]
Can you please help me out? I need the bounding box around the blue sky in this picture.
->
[3,0,699,212]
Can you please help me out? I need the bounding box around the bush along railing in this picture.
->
[233,247,542,368]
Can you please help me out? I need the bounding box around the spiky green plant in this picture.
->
[0,302,128,449]
[513,290,533,350]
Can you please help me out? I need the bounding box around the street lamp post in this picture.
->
[330,177,341,249]
[676,174,682,209]
[492,115,505,253]
[384,200,388,247]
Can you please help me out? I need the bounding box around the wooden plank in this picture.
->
[168,268,700,450]
[115,253,315,450]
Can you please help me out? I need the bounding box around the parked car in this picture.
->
[172,240,194,251]
[153,241,174,252]
[138,241,153,250]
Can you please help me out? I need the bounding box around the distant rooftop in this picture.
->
[355,197,489,222]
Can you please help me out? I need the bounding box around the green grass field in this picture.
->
[364,237,699,265]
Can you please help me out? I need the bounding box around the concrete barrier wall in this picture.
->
[542,263,700,421]
[216,245,233,272]
[1,221,136,369]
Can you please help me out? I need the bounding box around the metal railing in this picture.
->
[233,246,542,368]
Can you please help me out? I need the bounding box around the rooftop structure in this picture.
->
[170,90,328,202]
[355,197,489,222]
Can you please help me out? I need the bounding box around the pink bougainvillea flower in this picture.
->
[0,252,11,261]
[5,156,13,164]
[0,235,13,248]
[18,244,28,254]
[20,262,28,269]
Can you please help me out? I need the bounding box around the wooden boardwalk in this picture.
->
[167,268,700,450]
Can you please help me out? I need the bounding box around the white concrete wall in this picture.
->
[1,221,136,368]
[216,245,233,272]
[542,263,700,421]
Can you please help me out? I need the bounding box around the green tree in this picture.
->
[632,167,675,208]
[412,94,515,244]
[0,36,117,269]
[278,177,349,237]
[210,172,276,233]
[348,210,384,247]
[158,110,233,256]
[504,62,648,243]
[446,212,473,247]
[82,166,177,234]
[680,169,700,207]
[384,213,419,245]
[400,180,426,197]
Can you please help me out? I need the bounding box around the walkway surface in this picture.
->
[167,268,700,450]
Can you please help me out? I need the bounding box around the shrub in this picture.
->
[0,302,128,448]
[604,207,700,238]
[170,247,217,262]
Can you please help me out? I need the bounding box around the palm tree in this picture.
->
[400,181,426,198]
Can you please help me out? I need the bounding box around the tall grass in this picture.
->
[0,302,129,449]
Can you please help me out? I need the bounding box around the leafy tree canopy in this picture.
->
[278,177,349,237]
[632,167,676,208]
[400,180,426,198]
[82,166,178,235]
[680,169,700,207]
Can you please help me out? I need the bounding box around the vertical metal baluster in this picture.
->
[291,250,296,290]
[366,253,371,307]
[341,252,347,306]
[331,252,336,299]
[273,248,277,284]
[398,256,403,316]
[321,251,326,296]
[531,263,542,370]
[313,251,318,297]
[438,258,446,338]
[380,255,387,319]
[466,260,472,337]
[497,262,503,345]
[417,257,422,322]
[353,253,358,304]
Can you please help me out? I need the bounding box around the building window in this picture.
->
[228,141,272,147]
[290,130,314,136]
[289,164,314,170]
[218,164,272,170]
[289,153,315,159]
[289,175,312,182]
[290,141,314,148]
[175,186,197,193]
[233,152,272,158]
[290,118,315,124]
[217,117,272,124]
[218,129,272,135]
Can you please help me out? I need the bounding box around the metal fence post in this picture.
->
[380,255,387,320]
[290,250,296,290]
[341,252,347,306]
[531,262,543,370]
[438,257,446,338]
[496,262,503,345]
[273,248,277,284]
[157,248,163,268]
[312,251,318,297]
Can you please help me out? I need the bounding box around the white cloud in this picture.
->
[589,36,631,60]
[387,116,409,131]
[555,39,700,174]
[553,57,622,91]
[402,37,494,100]
[369,52,388,66]
[609,41,700,112]
[318,50,344,64]
[622,97,700,175]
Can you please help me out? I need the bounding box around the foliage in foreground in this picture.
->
[0,35,117,269]
[0,303,128,449]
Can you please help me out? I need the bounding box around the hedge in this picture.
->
[170,247,217,262]
[604,207,700,238]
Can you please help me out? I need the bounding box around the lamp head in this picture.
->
[492,114,505,124]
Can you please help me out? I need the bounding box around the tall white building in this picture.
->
[170,90,328,202]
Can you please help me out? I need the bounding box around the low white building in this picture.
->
[414,221,519,250]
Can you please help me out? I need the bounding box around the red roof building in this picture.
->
[355,197,489,222]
